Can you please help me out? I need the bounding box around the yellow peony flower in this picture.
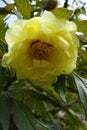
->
[2,11,79,85]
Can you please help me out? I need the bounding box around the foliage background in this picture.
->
[0,0,87,130]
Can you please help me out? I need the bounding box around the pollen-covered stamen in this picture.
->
[30,40,53,60]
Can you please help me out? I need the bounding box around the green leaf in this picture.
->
[0,4,14,20]
[14,0,31,19]
[52,8,73,20]
[0,40,7,49]
[78,35,87,43]
[79,47,87,61]
[24,91,47,119]
[13,100,37,130]
[11,87,47,119]
[73,72,87,116]
[9,79,63,108]
[53,75,66,102]
[75,20,87,35]
[66,110,83,130]
[0,64,16,92]
[13,99,61,130]
[0,64,7,92]
[0,93,12,130]
[0,4,14,14]
[0,40,7,56]
[0,21,8,40]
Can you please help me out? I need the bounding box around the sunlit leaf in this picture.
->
[14,0,31,19]
[79,47,87,61]
[0,21,8,56]
[52,8,73,20]
[0,21,8,40]
[0,40,7,56]
[0,4,14,14]
[0,4,14,20]
[75,20,87,35]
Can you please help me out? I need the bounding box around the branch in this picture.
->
[66,97,79,107]
[49,97,79,114]
[64,0,68,8]
[2,0,8,5]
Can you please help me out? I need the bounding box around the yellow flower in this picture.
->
[2,11,79,85]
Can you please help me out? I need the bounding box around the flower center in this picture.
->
[30,40,53,60]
